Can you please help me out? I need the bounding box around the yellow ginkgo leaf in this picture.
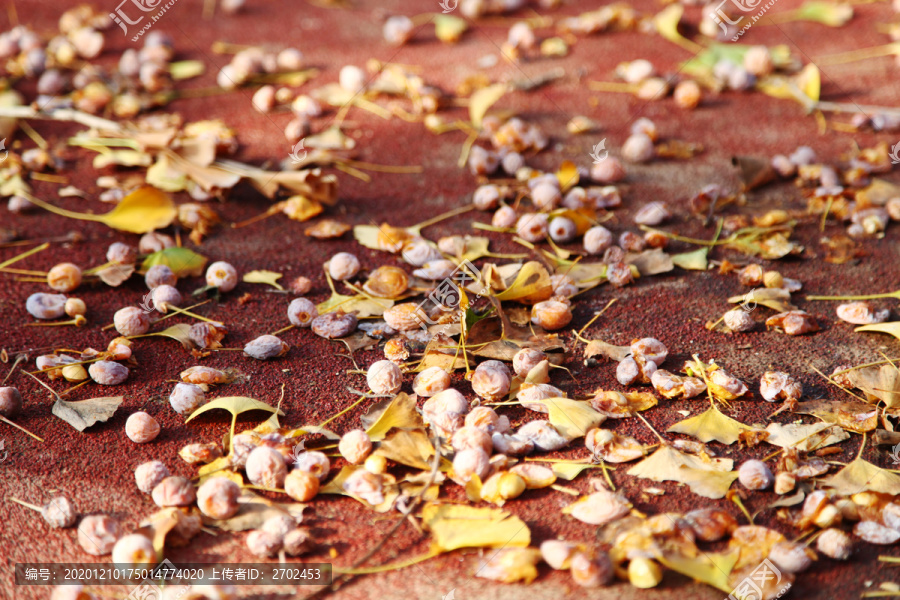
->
[435,14,467,43]
[627,445,737,499]
[374,429,434,470]
[243,270,284,290]
[362,393,424,441]
[140,247,207,277]
[317,291,394,318]
[24,186,177,234]
[822,457,900,496]
[764,422,848,451]
[469,83,507,129]
[658,550,739,595]
[186,396,283,451]
[280,195,323,222]
[494,261,553,303]
[422,503,531,552]
[667,406,762,445]
[537,397,606,440]
[555,161,579,191]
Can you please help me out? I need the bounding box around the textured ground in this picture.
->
[2,0,900,599]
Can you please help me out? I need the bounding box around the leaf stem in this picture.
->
[8,497,42,512]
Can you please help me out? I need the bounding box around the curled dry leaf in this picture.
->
[52,396,124,431]
[305,219,351,239]
[763,422,849,452]
[794,400,877,434]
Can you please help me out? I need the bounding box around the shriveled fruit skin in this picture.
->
[197,477,241,520]
[285,470,320,502]
[206,261,239,292]
[328,252,360,281]
[366,360,403,394]
[111,534,155,569]
[113,307,150,337]
[125,411,160,443]
[531,300,572,331]
[246,529,282,557]
[47,263,82,292]
[135,461,170,494]
[338,429,373,465]
[287,297,318,327]
[413,367,451,396]
[0,386,23,417]
[283,527,313,556]
[26,292,67,320]
[245,446,287,489]
[471,360,511,401]
[311,310,357,338]
[243,335,289,360]
[169,383,206,415]
[145,264,176,289]
[77,515,122,555]
[88,360,128,385]
[738,460,774,491]
[152,476,196,507]
[42,496,77,528]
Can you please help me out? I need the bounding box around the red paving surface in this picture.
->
[2,0,900,599]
